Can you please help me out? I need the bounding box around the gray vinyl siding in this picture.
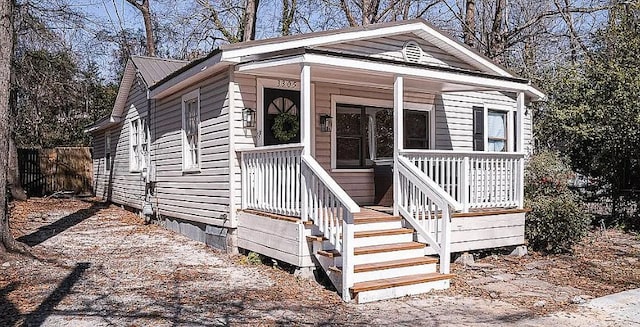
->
[91,131,108,199]
[151,73,232,227]
[92,80,147,208]
[315,33,477,71]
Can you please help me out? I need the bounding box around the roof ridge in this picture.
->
[130,55,189,63]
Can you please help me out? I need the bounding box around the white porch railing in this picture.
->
[239,143,304,216]
[397,156,462,274]
[400,150,525,211]
[301,154,360,302]
[239,145,359,302]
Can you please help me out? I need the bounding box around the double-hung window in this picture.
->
[130,117,148,172]
[473,106,510,152]
[182,89,200,171]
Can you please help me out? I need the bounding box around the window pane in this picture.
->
[373,109,393,158]
[488,139,505,152]
[336,136,361,167]
[488,111,506,138]
[404,110,429,149]
[336,110,361,136]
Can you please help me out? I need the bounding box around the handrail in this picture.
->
[301,155,360,214]
[236,143,304,153]
[400,149,526,159]
[398,156,462,211]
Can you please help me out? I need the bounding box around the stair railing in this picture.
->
[397,156,462,274]
[301,154,360,302]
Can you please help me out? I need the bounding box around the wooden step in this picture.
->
[452,207,530,218]
[351,273,455,293]
[354,242,425,255]
[354,228,413,238]
[317,249,341,258]
[306,235,326,242]
[354,257,438,273]
[353,215,402,224]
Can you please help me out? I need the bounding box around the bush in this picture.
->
[524,151,592,253]
[525,194,591,254]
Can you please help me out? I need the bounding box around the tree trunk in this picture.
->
[463,0,476,47]
[125,0,156,57]
[242,0,259,41]
[8,136,25,201]
[0,0,13,252]
[489,0,507,62]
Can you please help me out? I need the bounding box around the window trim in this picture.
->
[105,131,111,173]
[483,106,514,153]
[330,95,434,171]
[181,88,201,173]
[129,115,149,173]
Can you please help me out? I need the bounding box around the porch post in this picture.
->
[300,64,312,221]
[516,92,525,209]
[393,75,404,216]
[300,64,312,155]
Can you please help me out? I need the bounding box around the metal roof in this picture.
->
[130,56,189,87]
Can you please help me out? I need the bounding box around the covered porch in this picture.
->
[234,49,538,302]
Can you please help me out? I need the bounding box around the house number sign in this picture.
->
[277,80,297,88]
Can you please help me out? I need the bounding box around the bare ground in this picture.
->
[1,198,639,326]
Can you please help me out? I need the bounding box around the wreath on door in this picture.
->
[272,112,300,142]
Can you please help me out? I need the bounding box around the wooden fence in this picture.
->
[18,147,93,197]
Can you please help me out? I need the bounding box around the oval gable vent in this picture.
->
[402,41,423,63]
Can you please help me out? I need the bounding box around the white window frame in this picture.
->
[105,131,111,173]
[256,78,315,152]
[181,89,201,173]
[483,105,514,153]
[129,115,149,172]
[330,94,435,172]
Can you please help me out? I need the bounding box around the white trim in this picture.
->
[222,21,512,78]
[181,88,201,172]
[150,53,226,99]
[330,94,434,170]
[227,67,238,228]
[483,106,513,153]
[256,77,315,148]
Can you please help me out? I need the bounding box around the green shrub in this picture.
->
[525,193,592,254]
[524,151,592,253]
[524,151,573,198]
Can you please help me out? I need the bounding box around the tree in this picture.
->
[1,0,15,252]
[536,2,640,225]
[124,0,156,56]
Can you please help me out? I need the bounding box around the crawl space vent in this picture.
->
[402,41,423,63]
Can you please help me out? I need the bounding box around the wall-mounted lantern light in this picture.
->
[243,107,256,128]
[320,114,332,133]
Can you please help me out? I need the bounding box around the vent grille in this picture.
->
[402,41,423,63]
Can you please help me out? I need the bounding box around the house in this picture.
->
[86,19,545,303]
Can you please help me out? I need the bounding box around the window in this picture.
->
[473,106,510,152]
[182,89,200,171]
[105,131,111,172]
[130,117,148,172]
[487,110,507,152]
[404,110,430,149]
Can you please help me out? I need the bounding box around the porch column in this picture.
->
[300,64,312,155]
[393,75,404,216]
[516,92,525,209]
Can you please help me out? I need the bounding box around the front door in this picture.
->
[263,88,300,146]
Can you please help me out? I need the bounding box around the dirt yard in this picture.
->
[1,198,639,326]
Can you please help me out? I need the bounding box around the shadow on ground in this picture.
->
[17,202,107,247]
